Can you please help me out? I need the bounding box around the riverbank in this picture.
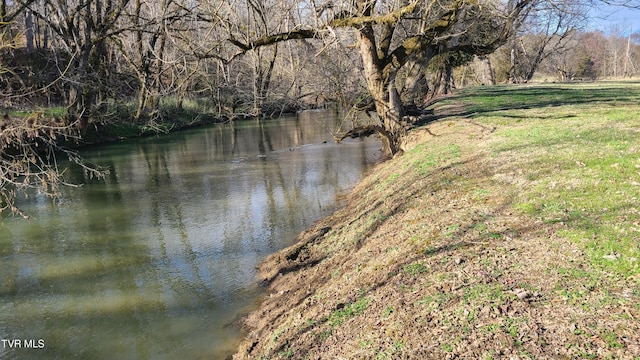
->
[233,82,640,359]
[76,112,230,146]
[2,98,311,149]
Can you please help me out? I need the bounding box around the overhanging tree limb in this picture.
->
[224,0,545,157]
[228,29,320,51]
[226,1,424,54]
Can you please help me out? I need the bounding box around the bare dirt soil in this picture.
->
[232,104,640,359]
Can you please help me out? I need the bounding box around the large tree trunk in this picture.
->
[356,27,405,158]
[429,62,455,100]
[483,56,495,85]
[25,10,34,52]
[401,58,430,106]
[252,45,278,116]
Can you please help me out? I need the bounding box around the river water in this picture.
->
[0,111,380,359]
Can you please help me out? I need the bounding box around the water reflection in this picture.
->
[0,111,380,359]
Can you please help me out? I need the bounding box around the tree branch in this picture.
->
[384,5,459,72]
[331,1,418,27]
[228,29,319,52]
[227,1,420,54]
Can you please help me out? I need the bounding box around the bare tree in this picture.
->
[16,0,131,130]
[0,113,106,217]
[507,0,588,82]
[1,33,103,217]
[221,0,535,157]
[113,0,197,121]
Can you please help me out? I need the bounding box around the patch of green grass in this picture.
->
[473,221,488,232]
[368,211,389,225]
[423,242,467,257]
[404,262,427,276]
[387,172,400,182]
[374,340,405,359]
[319,329,332,341]
[416,291,453,309]
[457,307,477,323]
[601,329,625,349]
[359,339,372,348]
[472,188,490,201]
[463,284,507,305]
[481,323,499,334]
[504,317,521,344]
[394,341,404,351]
[278,348,294,358]
[272,328,284,342]
[443,224,461,237]
[518,349,535,359]
[576,351,598,359]
[475,82,640,279]
[6,107,68,118]
[328,297,368,327]
[456,83,640,117]
[376,172,401,191]
[409,143,461,175]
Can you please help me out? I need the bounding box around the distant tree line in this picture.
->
[2,1,636,126]
[486,27,640,84]
[0,0,366,126]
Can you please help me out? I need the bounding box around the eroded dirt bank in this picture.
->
[232,108,640,359]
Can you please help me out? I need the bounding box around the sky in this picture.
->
[588,3,640,34]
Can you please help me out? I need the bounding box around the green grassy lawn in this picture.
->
[444,81,640,281]
[5,106,68,119]
[1,97,233,145]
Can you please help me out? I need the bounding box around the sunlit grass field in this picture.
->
[448,81,640,280]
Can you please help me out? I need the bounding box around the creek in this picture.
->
[0,111,380,359]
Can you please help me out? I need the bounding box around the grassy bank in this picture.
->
[3,96,276,147]
[234,81,640,359]
[2,99,225,146]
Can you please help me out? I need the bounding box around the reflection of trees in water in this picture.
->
[140,141,217,309]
